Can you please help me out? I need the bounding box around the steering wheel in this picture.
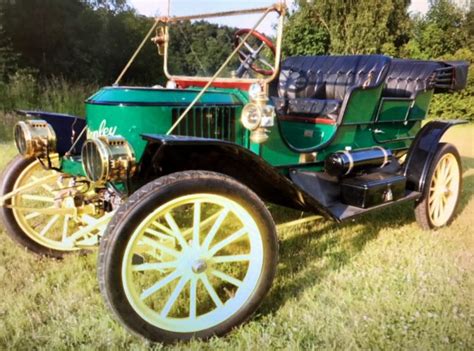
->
[234,29,276,77]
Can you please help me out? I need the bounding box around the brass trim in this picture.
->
[162,3,286,92]
[82,136,137,183]
[14,120,57,158]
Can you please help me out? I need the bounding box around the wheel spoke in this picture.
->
[200,274,223,308]
[21,194,55,203]
[430,196,439,216]
[161,276,189,317]
[258,57,275,70]
[209,227,248,257]
[239,37,256,54]
[193,201,201,248]
[31,175,56,194]
[212,254,251,263]
[132,261,178,272]
[239,49,249,58]
[436,198,442,219]
[442,158,450,180]
[140,236,180,258]
[140,270,181,301]
[145,228,174,242]
[189,277,198,319]
[24,212,41,221]
[429,193,436,205]
[202,208,230,249]
[152,221,174,237]
[210,269,243,288]
[39,215,60,237]
[62,215,69,242]
[445,171,454,187]
[165,213,188,249]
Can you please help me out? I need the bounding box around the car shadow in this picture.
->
[257,156,474,317]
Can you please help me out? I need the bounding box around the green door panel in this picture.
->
[278,121,337,152]
[341,87,383,124]
[376,98,412,122]
[408,91,433,120]
[373,120,421,144]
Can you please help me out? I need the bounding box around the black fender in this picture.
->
[16,110,86,155]
[403,120,466,192]
[137,134,338,220]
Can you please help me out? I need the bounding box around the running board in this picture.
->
[327,190,421,221]
[290,170,422,222]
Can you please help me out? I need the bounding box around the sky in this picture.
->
[128,0,431,34]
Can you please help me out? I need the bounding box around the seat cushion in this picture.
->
[274,97,341,119]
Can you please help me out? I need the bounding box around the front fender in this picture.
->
[137,134,337,220]
[403,120,467,192]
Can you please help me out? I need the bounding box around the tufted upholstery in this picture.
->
[383,59,442,98]
[275,55,391,119]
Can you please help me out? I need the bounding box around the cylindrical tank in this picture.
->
[325,147,392,177]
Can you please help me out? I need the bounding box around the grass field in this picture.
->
[0,125,473,350]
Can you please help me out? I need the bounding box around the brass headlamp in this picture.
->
[241,88,275,144]
[81,136,136,183]
[14,120,57,158]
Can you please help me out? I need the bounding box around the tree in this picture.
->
[285,0,411,55]
[401,0,468,59]
[83,0,129,13]
[0,4,19,81]
[167,21,238,76]
[282,4,330,57]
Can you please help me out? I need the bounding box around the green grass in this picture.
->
[0,125,473,350]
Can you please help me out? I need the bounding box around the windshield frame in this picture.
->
[158,3,286,89]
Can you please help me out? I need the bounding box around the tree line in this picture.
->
[0,0,472,120]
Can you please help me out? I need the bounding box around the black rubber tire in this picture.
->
[414,143,462,230]
[0,155,67,258]
[98,171,279,344]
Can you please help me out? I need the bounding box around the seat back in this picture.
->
[278,55,391,101]
[383,59,443,98]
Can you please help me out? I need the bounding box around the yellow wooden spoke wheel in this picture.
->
[415,143,462,230]
[0,156,110,257]
[98,171,278,343]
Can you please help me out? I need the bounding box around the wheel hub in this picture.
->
[191,259,208,274]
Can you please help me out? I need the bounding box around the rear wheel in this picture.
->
[415,143,462,230]
[98,171,278,343]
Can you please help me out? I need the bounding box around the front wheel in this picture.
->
[98,171,278,343]
[415,143,462,230]
[0,156,105,258]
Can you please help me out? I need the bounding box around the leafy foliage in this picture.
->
[167,21,238,77]
[0,0,472,120]
[0,5,19,82]
[429,49,474,121]
[1,0,163,85]
[400,0,469,59]
[282,5,330,57]
[285,0,411,55]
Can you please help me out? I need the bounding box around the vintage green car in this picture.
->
[0,2,469,343]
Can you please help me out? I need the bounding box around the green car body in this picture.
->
[60,83,425,178]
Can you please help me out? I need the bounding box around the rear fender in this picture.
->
[137,134,337,220]
[403,120,467,192]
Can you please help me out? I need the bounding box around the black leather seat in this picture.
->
[275,55,391,121]
[383,59,443,98]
